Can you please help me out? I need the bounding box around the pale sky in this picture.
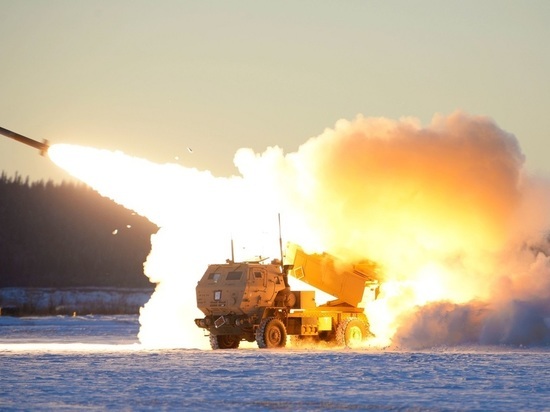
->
[1,0,549,183]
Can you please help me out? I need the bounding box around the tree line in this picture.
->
[0,172,158,288]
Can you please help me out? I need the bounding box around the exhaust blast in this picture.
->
[48,111,550,349]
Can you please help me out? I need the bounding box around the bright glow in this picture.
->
[48,144,282,349]
[48,112,550,349]
[413,262,448,305]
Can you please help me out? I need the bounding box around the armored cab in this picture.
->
[194,261,289,348]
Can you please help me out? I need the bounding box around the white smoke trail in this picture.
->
[48,146,281,348]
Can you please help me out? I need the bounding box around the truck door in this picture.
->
[249,267,266,290]
[249,267,279,305]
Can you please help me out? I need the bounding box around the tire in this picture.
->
[255,317,287,349]
[210,334,240,350]
[335,318,368,348]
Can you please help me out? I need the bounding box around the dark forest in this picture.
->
[0,172,158,288]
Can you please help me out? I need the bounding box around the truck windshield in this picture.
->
[208,273,221,282]
[227,271,242,280]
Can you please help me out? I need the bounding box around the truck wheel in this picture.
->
[336,318,368,348]
[210,334,240,349]
[256,317,287,349]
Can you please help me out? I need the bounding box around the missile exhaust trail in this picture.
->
[0,126,50,156]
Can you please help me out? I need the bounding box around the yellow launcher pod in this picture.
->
[286,243,378,307]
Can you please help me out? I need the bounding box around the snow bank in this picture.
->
[0,287,153,316]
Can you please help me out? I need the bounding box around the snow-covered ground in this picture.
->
[0,315,548,411]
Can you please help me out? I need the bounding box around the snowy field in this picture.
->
[1,315,549,411]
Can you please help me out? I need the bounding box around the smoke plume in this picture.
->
[49,111,550,349]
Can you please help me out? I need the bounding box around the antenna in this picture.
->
[278,213,290,287]
[278,213,284,268]
[231,236,235,263]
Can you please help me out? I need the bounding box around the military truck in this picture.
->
[194,243,379,349]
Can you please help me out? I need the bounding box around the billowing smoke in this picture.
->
[49,111,550,349]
